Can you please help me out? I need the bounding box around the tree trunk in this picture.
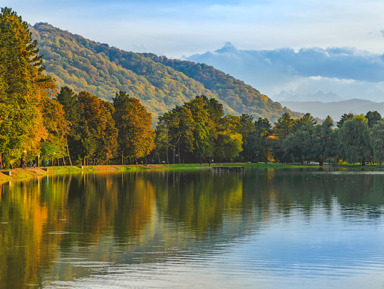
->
[66,137,72,166]
[178,143,181,164]
[172,148,176,164]
[121,152,124,165]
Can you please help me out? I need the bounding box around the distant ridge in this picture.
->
[280,99,384,121]
[30,23,300,122]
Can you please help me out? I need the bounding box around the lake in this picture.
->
[1,168,384,288]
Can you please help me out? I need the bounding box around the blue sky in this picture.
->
[4,0,384,104]
[3,0,384,58]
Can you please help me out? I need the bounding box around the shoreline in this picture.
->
[0,163,305,183]
[1,163,382,184]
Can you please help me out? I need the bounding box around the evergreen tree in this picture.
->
[273,113,295,162]
[0,7,56,167]
[239,114,256,161]
[316,116,336,166]
[254,117,272,162]
[283,113,317,164]
[337,113,354,128]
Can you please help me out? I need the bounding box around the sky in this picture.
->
[187,44,384,103]
[3,0,384,58]
[4,0,384,104]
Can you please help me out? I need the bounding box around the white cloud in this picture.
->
[4,0,384,57]
[188,44,384,102]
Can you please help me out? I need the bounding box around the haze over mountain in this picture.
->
[280,99,384,121]
[30,23,300,122]
[187,43,384,103]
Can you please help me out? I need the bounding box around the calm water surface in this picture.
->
[1,168,384,288]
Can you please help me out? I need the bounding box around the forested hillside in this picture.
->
[31,23,299,121]
[143,53,296,120]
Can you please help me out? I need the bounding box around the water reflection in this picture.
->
[1,168,384,288]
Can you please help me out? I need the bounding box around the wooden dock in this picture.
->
[212,166,245,173]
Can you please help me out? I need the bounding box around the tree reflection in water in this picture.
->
[1,168,384,288]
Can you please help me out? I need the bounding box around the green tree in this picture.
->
[185,96,216,163]
[371,121,384,164]
[275,113,295,139]
[157,105,195,163]
[316,116,336,166]
[241,117,272,162]
[39,96,70,165]
[0,7,55,167]
[337,113,354,128]
[239,114,256,161]
[338,115,370,165]
[273,113,295,162]
[365,111,382,129]
[215,114,243,162]
[282,113,317,164]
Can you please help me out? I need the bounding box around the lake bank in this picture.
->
[1,162,382,184]
[0,163,298,183]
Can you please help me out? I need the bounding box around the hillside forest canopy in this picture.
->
[1,7,384,168]
[30,21,302,122]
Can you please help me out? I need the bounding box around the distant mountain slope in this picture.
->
[187,42,384,103]
[280,99,384,121]
[30,23,299,122]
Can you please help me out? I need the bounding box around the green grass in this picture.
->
[3,162,384,184]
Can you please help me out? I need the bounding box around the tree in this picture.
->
[275,113,295,139]
[282,113,317,164]
[39,96,70,165]
[113,91,155,164]
[215,115,243,162]
[365,111,382,129]
[337,113,354,128]
[185,96,216,163]
[239,114,255,161]
[157,105,195,163]
[76,91,118,165]
[273,113,295,162]
[57,86,81,165]
[316,116,336,166]
[338,115,370,165]
[0,7,56,167]
[242,117,272,162]
[371,121,384,164]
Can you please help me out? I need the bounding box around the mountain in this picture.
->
[280,99,384,121]
[30,23,300,122]
[276,91,344,102]
[187,43,384,103]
